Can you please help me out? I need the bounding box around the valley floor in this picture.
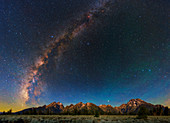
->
[0,115,169,123]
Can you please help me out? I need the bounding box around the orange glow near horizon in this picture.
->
[0,100,28,112]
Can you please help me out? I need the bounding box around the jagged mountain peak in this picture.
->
[56,102,63,105]
[107,104,113,107]
[16,99,167,115]
[69,104,74,106]
[99,104,107,107]
[78,102,83,104]
[46,101,64,108]
[47,102,56,107]
[99,104,112,107]
[127,99,152,107]
[86,102,96,106]
[128,98,144,103]
[74,102,85,108]
[76,102,85,105]
[99,104,117,113]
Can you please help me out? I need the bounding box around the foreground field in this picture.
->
[0,115,169,123]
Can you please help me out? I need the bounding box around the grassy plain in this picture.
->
[0,115,169,123]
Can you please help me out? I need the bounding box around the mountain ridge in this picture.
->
[14,99,169,115]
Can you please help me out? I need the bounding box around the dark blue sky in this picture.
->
[0,0,169,111]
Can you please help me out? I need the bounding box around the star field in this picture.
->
[0,0,169,112]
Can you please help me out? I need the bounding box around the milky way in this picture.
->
[19,0,112,106]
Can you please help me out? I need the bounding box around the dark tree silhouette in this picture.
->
[153,108,157,116]
[73,108,78,115]
[94,110,99,117]
[137,106,148,119]
[164,107,169,116]
[7,109,12,115]
[38,109,42,115]
[32,108,37,115]
[2,111,6,115]
[46,108,50,115]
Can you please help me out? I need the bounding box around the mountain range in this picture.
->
[16,99,168,115]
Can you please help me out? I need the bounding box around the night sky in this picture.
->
[0,0,169,112]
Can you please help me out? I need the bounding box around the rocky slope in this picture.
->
[46,102,64,113]
[16,102,64,114]
[99,104,118,114]
[63,102,104,114]
[115,99,155,114]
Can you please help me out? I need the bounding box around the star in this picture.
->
[148,69,152,72]
[87,42,90,46]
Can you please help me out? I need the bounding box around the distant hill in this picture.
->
[15,99,169,115]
